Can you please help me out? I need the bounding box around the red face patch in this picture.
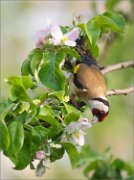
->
[92,108,108,122]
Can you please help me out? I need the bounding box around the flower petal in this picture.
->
[64,40,76,46]
[36,26,51,39]
[65,28,79,41]
[70,131,85,146]
[79,118,92,129]
[51,23,63,39]
[65,122,77,133]
[78,133,85,146]
[51,37,61,45]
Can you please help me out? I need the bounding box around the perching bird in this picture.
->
[69,55,109,123]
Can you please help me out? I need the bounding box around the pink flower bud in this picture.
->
[36,151,45,160]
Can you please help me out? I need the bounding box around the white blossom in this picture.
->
[51,23,79,46]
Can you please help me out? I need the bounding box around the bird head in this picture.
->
[89,97,109,123]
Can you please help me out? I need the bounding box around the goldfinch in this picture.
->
[69,61,109,123]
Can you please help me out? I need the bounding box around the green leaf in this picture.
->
[103,12,126,30]
[77,23,85,31]
[96,15,123,32]
[5,76,31,101]
[38,115,59,126]
[48,126,63,140]
[0,120,10,150]
[0,104,14,150]
[64,112,80,125]
[85,12,125,47]
[21,56,31,76]
[64,103,80,114]
[29,49,43,76]
[64,48,81,60]
[60,26,69,34]
[13,102,30,114]
[39,51,66,91]
[30,126,50,155]
[79,145,102,165]
[48,91,64,102]
[112,158,134,174]
[25,103,39,124]
[88,41,99,58]
[21,49,42,76]
[14,132,31,170]
[105,0,121,10]
[62,142,79,168]
[38,105,60,126]
[8,121,24,156]
[83,160,98,177]
[112,159,124,170]
[85,20,101,46]
[22,76,36,89]
[50,147,65,162]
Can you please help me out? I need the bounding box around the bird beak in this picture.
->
[92,116,99,124]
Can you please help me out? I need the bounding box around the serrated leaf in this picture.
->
[85,20,101,46]
[0,104,14,150]
[6,76,31,101]
[50,147,65,162]
[38,115,59,126]
[0,120,10,150]
[64,112,80,125]
[62,142,79,168]
[64,103,80,114]
[14,132,31,170]
[48,91,64,102]
[39,51,66,91]
[105,0,121,10]
[14,102,30,114]
[38,104,60,126]
[77,23,85,31]
[8,121,24,156]
[60,26,69,34]
[88,41,99,58]
[83,160,98,177]
[97,15,123,32]
[30,126,50,155]
[48,125,63,140]
[21,49,42,76]
[21,57,31,76]
[64,48,81,60]
[29,49,43,77]
[103,12,126,30]
[22,76,36,89]
[112,159,124,170]
[86,12,125,47]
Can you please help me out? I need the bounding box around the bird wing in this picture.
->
[74,64,106,100]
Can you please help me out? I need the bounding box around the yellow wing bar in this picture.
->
[73,64,80,74]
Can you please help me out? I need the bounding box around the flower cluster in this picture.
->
[62,118,92,146]
[34,118,92,176]
[35,20,80,48]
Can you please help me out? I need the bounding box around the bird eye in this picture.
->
[99,111,104,115]
[92,109,107,122]
[98,111,107,121]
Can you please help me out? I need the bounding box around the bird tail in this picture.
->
[76,37,98,67]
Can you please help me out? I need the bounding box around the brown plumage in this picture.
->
[69,63,106,102]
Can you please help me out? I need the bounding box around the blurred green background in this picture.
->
[1,0,133,179]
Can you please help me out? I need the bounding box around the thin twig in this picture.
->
[106,87,134,96]
[101,60,134,74]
